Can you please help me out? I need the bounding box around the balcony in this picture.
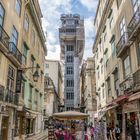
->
[128,5,140,41]
[0,87,19,106]
[8,42,22,67]
[0,25,10,53]
[116,33,131,57]
[59,28,76,39]
[133,69,140,92]
[119,76,133,95]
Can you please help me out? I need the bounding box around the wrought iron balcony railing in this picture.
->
[116,32,130,57]
[119,76,133,95]
[5,89,19,105]
[8,42,22,64]
[133,69,140,92]
[0,25,10,50]
[128,5,140,41]
[0,87,19,105]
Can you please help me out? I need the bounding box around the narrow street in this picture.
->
[0,0,140,140]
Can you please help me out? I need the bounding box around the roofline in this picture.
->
[94,0,101,25]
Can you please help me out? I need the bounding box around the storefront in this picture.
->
[123,100,140,140]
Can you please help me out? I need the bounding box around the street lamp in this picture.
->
[33,70,39,82]
[21,67,40,82]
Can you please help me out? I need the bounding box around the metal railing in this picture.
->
[116,32,129,56]
[8,42,22,64]
[133,69,140,91]
[0,25,10,49]
[0,87,19,105]
[128,5,140,39]
[119,76,133,94]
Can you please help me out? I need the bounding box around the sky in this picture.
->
[39,0,98,60]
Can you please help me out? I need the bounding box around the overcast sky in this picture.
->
[39,0,98,60]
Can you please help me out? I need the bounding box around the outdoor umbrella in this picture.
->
[53,110,89,120]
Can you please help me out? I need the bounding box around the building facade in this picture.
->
[93,0,140,139]
[80,58,97,125]
[45,60,63,105]
[59,14,85,110]
[0,0,46,139]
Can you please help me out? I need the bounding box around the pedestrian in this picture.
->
[114,124,121,140]
[84,130,88,140]
[90,125,94,140]
[63,129,68,140]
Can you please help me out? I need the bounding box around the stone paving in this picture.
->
[26,130,48,140]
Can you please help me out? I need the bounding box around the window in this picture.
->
[0,3,5,26]
[123,56,131,79]
[21,81,25,99]
[66,92,74,100]
[11,26,18,46]
[24,14,29,32]
[111,39,116,57]
[104,28,107,42]
[98,70,100,79]
[7,66,15,91]
[109,11,113,28]
[113,69,119,96]
[15,0,22,16]
[31,30,35,46]
[31,56,35,72]
[29,85,32,102]
[67,45,74,51]
[116,0,122,8]
[66,79,74,87]
[137,42,140,66]
[22,43,28,65]
[107,78,111,96]
[132,0,139,12]
[101,65,104,74]
[66,55,73,63]
[66,107,73,111]
[46,64,49,68]
[96,49,98,60]
[66,67,73,74]
[34,90,38,105]
[102,88,105,99]
[120,17,126,36]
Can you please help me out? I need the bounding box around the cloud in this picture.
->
[39,0,72,58]
[79,0,98,12]
[83,17,95,58]
[39,0,97,60]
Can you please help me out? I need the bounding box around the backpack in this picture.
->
[115,127,120,134]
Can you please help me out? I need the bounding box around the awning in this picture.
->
[129,92,140,101]
[113,95,128,103]
[105,103,118,111]
[98,107,106,120]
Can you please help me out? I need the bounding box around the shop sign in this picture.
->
[123,101,139,113]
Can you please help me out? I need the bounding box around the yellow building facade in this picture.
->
[0,0,46,139]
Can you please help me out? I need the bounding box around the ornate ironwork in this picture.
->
[128,5,140,40]
[119,76,133,95]
[5,89,19,105]
[133,69,140,91]
[116,32,130,57]
[0,25,10,49]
